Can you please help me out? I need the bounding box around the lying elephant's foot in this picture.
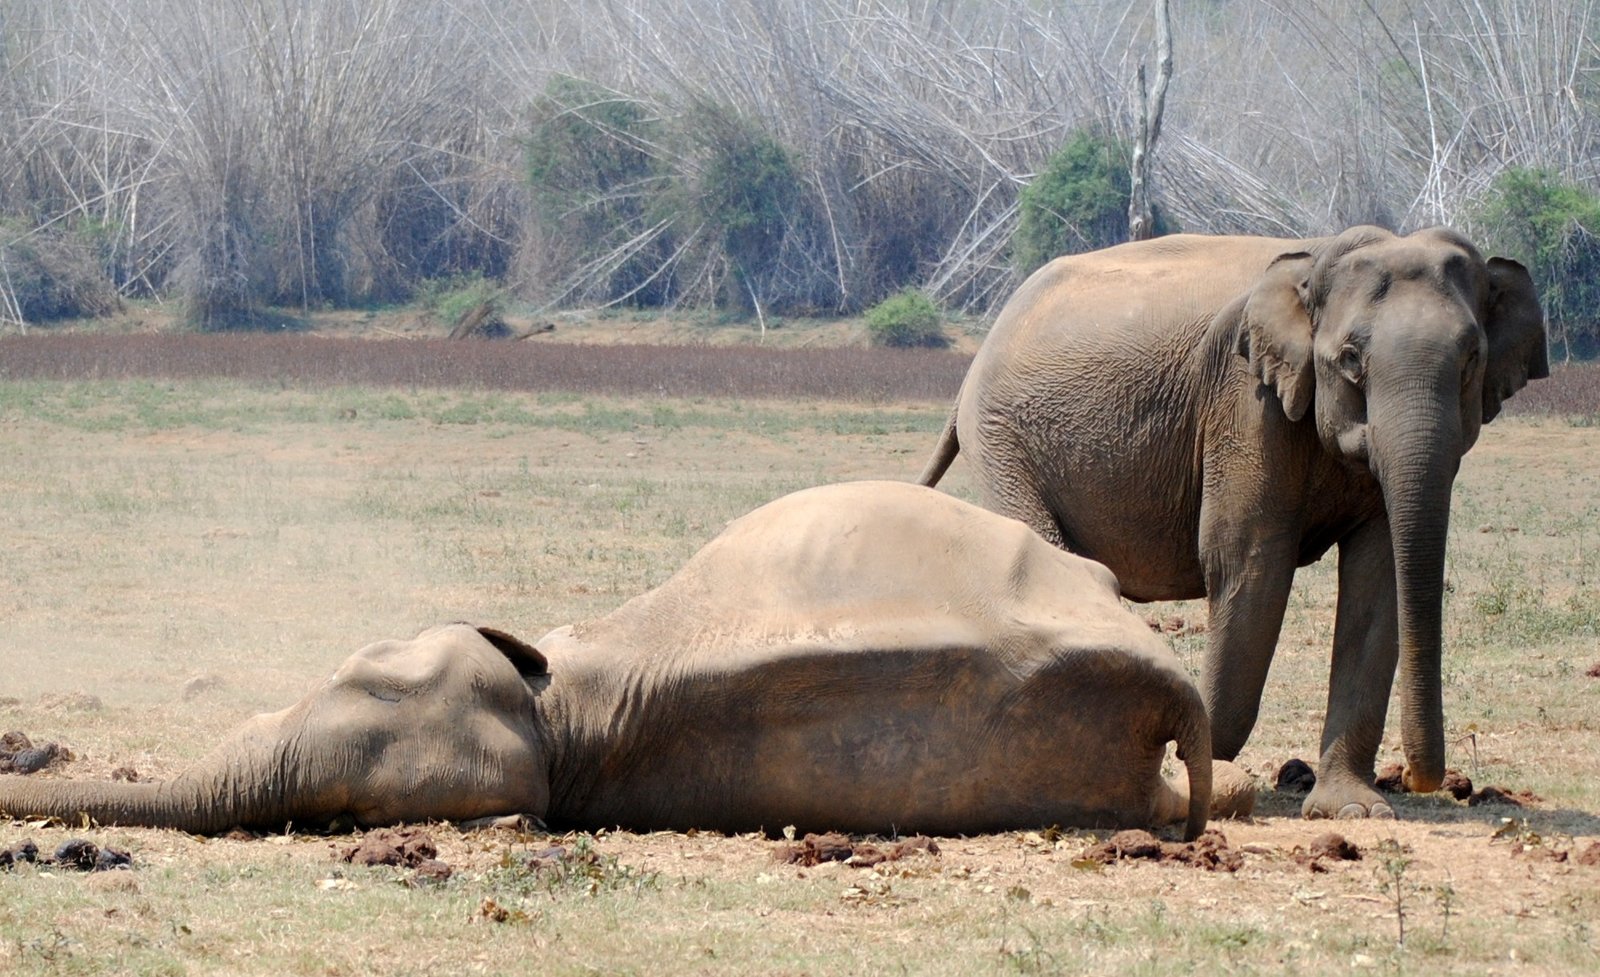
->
[1302,776,1394,820]
[1210,761,1257,820]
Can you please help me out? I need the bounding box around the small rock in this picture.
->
[8,840,39,864]
[526,845,569,870]
[1309,832,1361,861]
[1469,786,1541,807]
[52,839,100,871]
[1275,758,1317,793]
[36,692,103,713]
[412,858,453,883]
[344,839,404,867]
[181,675,225,701]
[1440,769,1474,801]
[1374,763,1406,793]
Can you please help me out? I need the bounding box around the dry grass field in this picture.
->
[1,344,1598,976]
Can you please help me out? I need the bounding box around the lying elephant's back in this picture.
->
[573,481,1140,661]
[538,481,1204,835]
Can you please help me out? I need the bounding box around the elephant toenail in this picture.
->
[1337,803,1366,819]
[1371,803,1395,820]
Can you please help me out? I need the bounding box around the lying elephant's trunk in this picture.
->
[0,773,238,833]
[0,716,324,833]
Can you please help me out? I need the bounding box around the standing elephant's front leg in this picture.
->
[1306,518,1399,818]
[1198,513,1300,762]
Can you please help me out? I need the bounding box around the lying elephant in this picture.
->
[0,482,1252,840]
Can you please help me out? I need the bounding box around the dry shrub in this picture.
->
[4,0,1600,323]
[0,222,122,324]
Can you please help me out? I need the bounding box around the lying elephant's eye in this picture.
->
[1338,345,1364,383]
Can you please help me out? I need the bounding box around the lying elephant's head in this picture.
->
[0,624,553,832]
[1236,225,1548,792]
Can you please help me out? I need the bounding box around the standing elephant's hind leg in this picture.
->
[975,466,1066,549]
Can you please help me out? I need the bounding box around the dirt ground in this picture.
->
[1,369,1597,975]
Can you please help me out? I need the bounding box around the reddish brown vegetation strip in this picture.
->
[1500,362,1600,418]
[0,335,971,402]
[1079,829,1242,872]
[776,832,941,867]
[3,337,1596,412]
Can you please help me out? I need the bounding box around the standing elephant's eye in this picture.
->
[1337,345,1364,385]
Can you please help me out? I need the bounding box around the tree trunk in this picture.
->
[1128,0,1173,242]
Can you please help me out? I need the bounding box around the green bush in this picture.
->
[864,289,948,348]
[684,102,835,313]
[0,219,122,324]
[1475,167,1600,360]
[526,76,676,305]
[1011,131,1136,277]
[693,106,799,282]
[419,272,511,337]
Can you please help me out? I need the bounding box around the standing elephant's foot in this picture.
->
[1302,775,1394,820]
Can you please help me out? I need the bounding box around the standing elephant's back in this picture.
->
[957,235,1306,600]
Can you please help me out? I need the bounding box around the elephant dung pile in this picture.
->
[775,832,941,868]
[0,731,72,775]
[1076,829,1242,872]
[340,827,452,883]
[1,837,131,872]
[1275,758,1543,808]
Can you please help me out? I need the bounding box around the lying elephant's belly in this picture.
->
[553,643,1172,835]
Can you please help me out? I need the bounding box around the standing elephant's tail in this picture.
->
[916,404,961,487]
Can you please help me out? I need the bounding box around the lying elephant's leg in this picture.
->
[1151,760,1257,825]
[1308,519,1399,819]
[0,625,551,833]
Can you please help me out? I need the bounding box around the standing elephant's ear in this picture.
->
[1235,252,1316,422]
[1481,257,1549,423]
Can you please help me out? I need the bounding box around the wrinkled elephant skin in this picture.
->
[919,227,1548,819]
[0,482,1242,840]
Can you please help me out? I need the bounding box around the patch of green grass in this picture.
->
[0,380,949,442]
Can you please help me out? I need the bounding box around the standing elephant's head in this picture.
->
[1236,225,1548,792]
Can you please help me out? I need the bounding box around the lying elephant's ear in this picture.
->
[1235,252,1316,422]
[476,626,549,677]
[1481,257,1549,424]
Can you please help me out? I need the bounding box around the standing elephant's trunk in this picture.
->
[1366,348,1469,795]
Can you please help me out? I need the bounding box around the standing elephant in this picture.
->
[919,226,1548,819]
[0,482,1253,840]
